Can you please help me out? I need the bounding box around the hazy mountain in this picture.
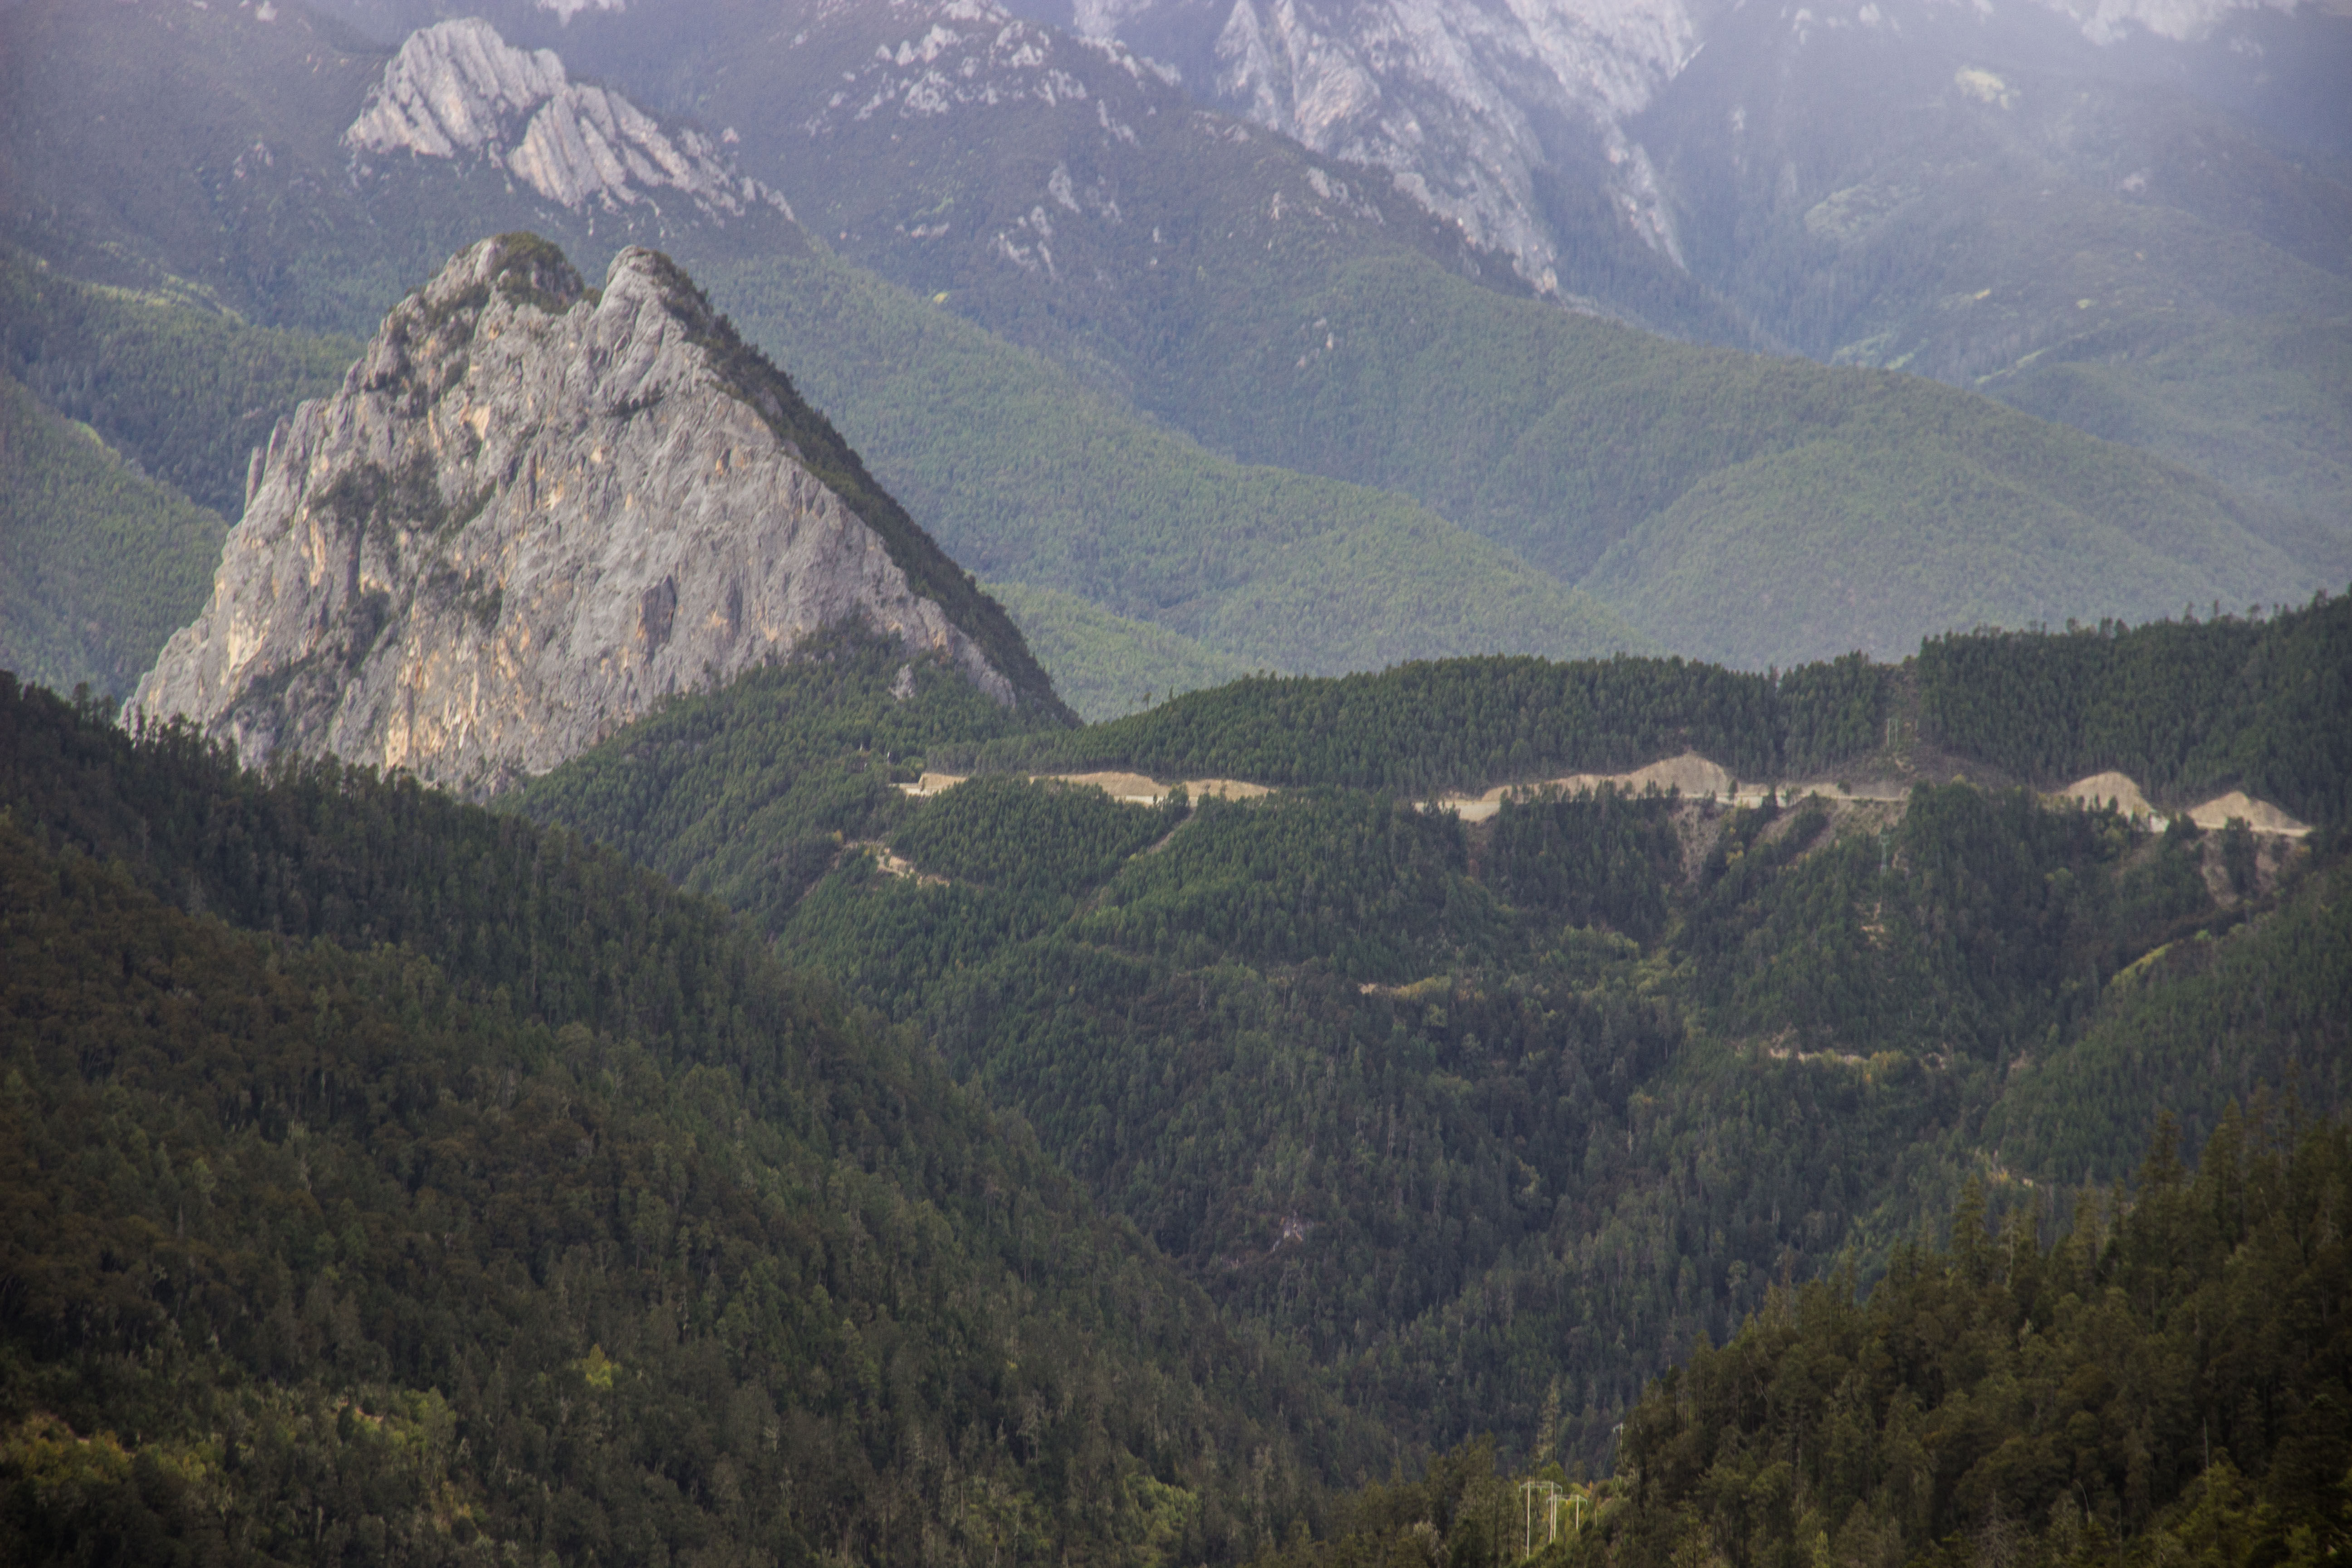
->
[1021,0,2352,564]
[0,0,799,335]
[15,0,2333,679]
[1012,0,2352,297]
[281,0,2339,666]
[0,0,1647,698]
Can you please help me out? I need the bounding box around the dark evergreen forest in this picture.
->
[511,597,2350,1515]
[1248,1111,2352,1568]
[5,589,2347,1565]
[0,677,1365,1566]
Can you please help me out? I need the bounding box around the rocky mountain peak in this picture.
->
[132,234,1063,795]
[348,18,787,218]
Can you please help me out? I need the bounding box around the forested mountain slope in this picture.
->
[1252,1115,2352,1568]
[0,374,227,699]
[684,249,1643,676]
[0,674,1372,1564]
[979,585,1262,722]
[1599,1114,2352,1565]
[513,597,2351,1474]
[1017,0,2352,576]
[970,592,2352,823]
[0,252,358,699]
[0,250,358,520]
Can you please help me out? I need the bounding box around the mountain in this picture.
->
[132,234,1065,795]
[1026,0,2352,568]
[0,671,1369,1564]
[0,0,796,336]
[511,593,2352,1470]
[1013,0,2352,290]
[1629,0,2352,569]
[0,0,1648,695]
[14,0,2330,676]
[31,0,2335,674]
[1016,0,1715,301]
[344,16,784,223]
[10,0,2352,1550]
[684,247,1648,677]
[314,0,2338,666]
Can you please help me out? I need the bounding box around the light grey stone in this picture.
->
[133,235,1022,797]
[347,18,786,219]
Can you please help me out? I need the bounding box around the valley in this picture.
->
[7,589,2344,1560]
[1,0,2348,1560]
[503,597,2349,1471]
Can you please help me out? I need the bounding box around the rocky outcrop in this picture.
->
[133,235,1063,795]
[347,19,784,219]
[1060,0,2292,291]
[1053,0,1702,289]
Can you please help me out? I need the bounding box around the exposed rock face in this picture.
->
[1032,0,1704,289]
[134,235,1058,795]
[1043,0,2323,290]
[348,18,784,219]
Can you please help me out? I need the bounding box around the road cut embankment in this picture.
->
[900,771,1271,805]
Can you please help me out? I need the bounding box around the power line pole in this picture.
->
[1518,1481,1563,1557]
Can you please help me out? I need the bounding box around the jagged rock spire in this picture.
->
[134,235,1055,795]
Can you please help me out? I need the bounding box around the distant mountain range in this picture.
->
[293,0,2351,654]
[6,0,2341,707]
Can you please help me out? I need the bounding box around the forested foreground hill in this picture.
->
[513,596,2352,1479]
[0,676,1374,1565]
[1248,1114,2352,1568]
[5,599,2348,1563]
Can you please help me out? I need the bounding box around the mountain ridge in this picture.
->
[132,234,1066,794]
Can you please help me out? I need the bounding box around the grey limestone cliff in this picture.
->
[348,18,785,220]
[133,234,1062,794]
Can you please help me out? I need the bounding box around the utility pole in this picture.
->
[1518,1481,1563,1557]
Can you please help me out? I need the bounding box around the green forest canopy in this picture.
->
[0,674,1370,1566]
